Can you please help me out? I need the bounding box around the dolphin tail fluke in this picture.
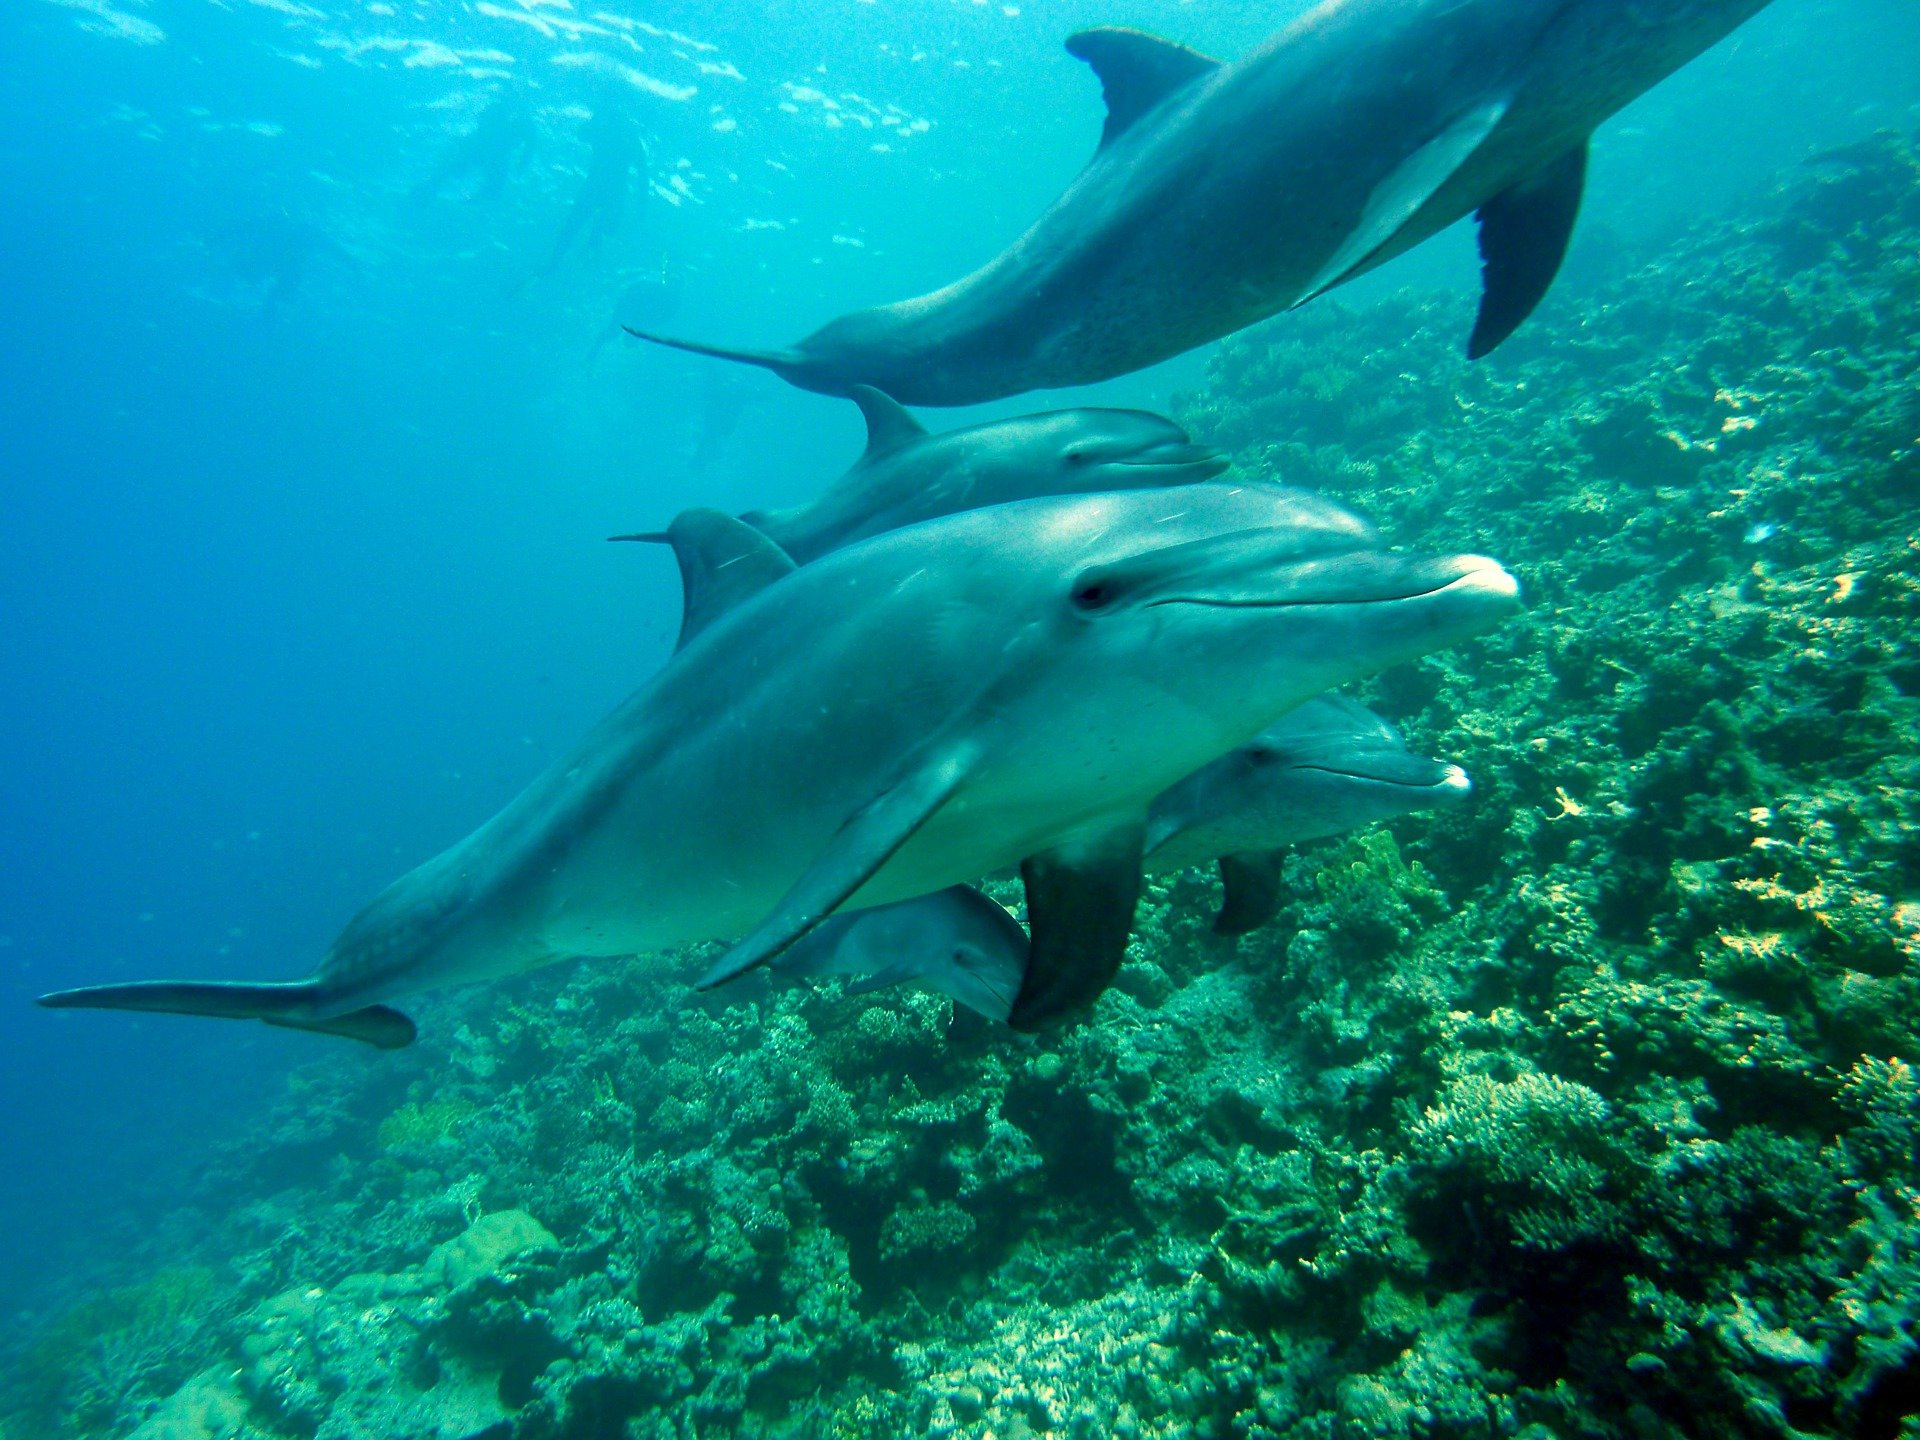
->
[36,980,416,1050]
[622,328,807,382]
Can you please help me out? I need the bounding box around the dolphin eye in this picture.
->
[1064,448,1091,466]
[1071,575,1120,612]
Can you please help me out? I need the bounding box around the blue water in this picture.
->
[1,0,1915,1319]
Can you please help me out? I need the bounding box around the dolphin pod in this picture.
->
[629,0,1776,405]
[615,386,1227,568]
[771,696,1471,1019]
[40,484,1519,1041]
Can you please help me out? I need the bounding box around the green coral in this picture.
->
[11,1266,221,1440]
[376,1094,476,1161]
[877,1197,976,1263]
[1313,829,1450,964]
[1406,1071,1634,1256]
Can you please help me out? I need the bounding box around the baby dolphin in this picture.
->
[630,0,1776,404]
[39,483,1518,1043]
[794,698,1469,1014]
[1147,695,1471,935]
[769,885,1027,1022]
[618,387,1226,565]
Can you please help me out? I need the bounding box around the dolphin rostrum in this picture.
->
[39,483,1519,1042]
[1146,693,1471,935]
[628,0,1775,404]
[613,387,1227,566]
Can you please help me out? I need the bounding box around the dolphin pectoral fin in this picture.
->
[1467,139,1589,359]
[631,509,798,651]
[849,385,927,460]
[1006,819,1146,1032]
[1298,99,1511,305]
[1214,850,1286,937]
[36,979,416,1050]
[842,963,917,999]
[1066,28,1220,152]
[696,748,976,991]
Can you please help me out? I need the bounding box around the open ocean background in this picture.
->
[2,0,1917,1335]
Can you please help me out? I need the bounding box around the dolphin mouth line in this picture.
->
[1288,764,1468,792]
[1288,764,1447,787]
[1149,593,1439,611]
[1113,450,1230,474]
[1147,566,1515,611]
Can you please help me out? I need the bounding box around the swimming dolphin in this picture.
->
[627,0,1776,404]
[1146,694,1471,935]
[38,483,1519,1042]
[769,884,1027,1022]
[788,697,1469,1012]
[631,473,1380,658]
[613,387,1227,565]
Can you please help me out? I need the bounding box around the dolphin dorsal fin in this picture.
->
[849,385,926,460]
[664,508,796,650]
[1065,28,1219,153]
[615,509,797,652]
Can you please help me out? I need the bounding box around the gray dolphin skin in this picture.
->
[37,482,1519,1041]
[1146,694,1472,935]
[627,0,1775,404]
[768,885,1028,1022]
[617,386,1227,565]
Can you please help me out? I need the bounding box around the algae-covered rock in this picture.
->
[95,1211,564,1440]
[124,1370,253,1440]
[418,1208,560,1291]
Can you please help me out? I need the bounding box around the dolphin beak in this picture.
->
[1296,753,1474,793]
[1147,548,1521,611]
[1430,555,1520,605]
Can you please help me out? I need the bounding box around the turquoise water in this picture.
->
[2,2,1917,1436]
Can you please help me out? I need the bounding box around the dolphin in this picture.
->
[1146,694,1471,935]
[769,885,1028,1022]
[783,697,1470,1013]
[627,0,1775,404]
[630,470,1383,659]
[38,482,1519,1042]
[613,387,1228,566]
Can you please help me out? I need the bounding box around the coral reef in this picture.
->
[4,131,1916,1439]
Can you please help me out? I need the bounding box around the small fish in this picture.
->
[1743,521,1779,545]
